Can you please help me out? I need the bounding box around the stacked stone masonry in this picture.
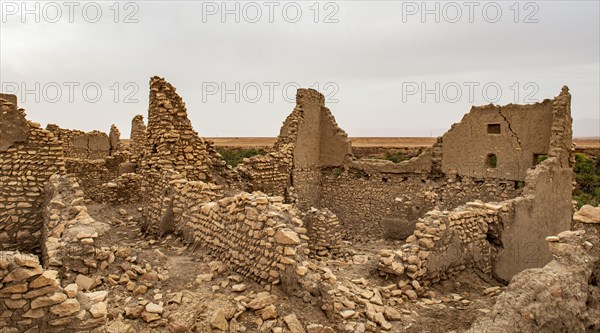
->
[302,208,344,258]
[0,251,99,332]
[45,125,111,160]
[0,97,65,253]
[176,190,311,284]
[129,114,147,165]
[378,201,506,287]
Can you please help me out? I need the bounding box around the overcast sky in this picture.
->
[1,1,599,137]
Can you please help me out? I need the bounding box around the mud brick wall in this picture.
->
[441,100,554,181]
[0,251,106,332]
[493,86,575,281]
[177,191,311,284]
[378,202,506,289]
[303,208,343,258]
[0,97,64,253]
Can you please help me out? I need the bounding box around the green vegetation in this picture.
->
[381,151,409,163]
[535,154,548,165]
[218,148,266,167]
[332,167,344,178]
[573,153,600,208]
[486,154,497,168]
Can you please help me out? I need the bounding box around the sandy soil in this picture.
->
[121,137,599,149]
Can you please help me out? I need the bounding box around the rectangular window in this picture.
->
[487,124,501,134]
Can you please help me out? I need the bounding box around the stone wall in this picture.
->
[302,208,343,258]
[94,173,143,205]
[140,77,236,230]
[46,125,111,159]
[63,153,129,202]
[321,169,522,241]
[129,114,147,165]
[141,168,312,285]
[0,96,64,253]
[0,251,96,332]
[141,76,229,183]
[142,170,224,236]
[236,148,293,198]
[176,190,311,284]
[378,201,506,288]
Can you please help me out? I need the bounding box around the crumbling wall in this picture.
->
[0,251,102,332]
[63,154,129,201]
[129,114,147,165]
[378,201,506,288]
[321,169,521,241]
[377,87,574,283]
[441,100,553,180]
[142,170,224,236]
[176,190,311,284]
[286,89,351,210]
[46,125,111,159]
[302,208,343,258]
[42,174,116,281]
[467,228,599,333]
[93,173,143,205]
[109,124,123,152]
[140,77,236,230]
[141,76,228,183]
[0,96,64,253]
[236,149,293,197]
[493,86,574,281]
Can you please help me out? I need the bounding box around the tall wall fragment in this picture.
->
[493,86,574,280]
[0,96,64,253]
[129,114,147,164]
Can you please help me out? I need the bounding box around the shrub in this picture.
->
[218,148,266,167]
[382,151,409,164]
[573,153,600,208]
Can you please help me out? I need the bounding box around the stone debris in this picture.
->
[574,204,600,224]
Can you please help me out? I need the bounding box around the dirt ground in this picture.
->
[82,202,503,333]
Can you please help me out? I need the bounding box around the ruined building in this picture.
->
[0,78,595,333]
